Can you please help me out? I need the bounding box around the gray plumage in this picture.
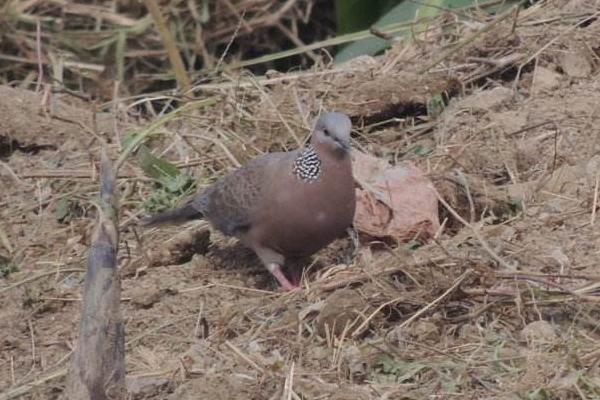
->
[140,112,356,290]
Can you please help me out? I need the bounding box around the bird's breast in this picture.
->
[256,161,355,257]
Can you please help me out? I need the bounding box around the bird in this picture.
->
[140,112,356,290]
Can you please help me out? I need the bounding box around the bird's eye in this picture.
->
[323,129,330,136]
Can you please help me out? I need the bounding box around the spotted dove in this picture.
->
[140,112,356,290]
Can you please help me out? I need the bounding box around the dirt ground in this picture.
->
[2,1,600,399]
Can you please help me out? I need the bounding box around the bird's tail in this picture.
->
[138,204,203,226]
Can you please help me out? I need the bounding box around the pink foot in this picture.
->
[268,264,298,291]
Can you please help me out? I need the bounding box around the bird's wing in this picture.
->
[193,151,293,236]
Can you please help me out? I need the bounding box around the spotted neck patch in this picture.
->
[292,145,321,182]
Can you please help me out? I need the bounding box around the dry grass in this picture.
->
[2,0,600,399]
[0,0,333,94]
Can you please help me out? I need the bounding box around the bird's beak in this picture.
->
[334,138,350,152]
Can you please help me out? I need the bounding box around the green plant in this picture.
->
[334,0,519,63]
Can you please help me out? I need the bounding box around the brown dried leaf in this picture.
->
[352,150,440,242]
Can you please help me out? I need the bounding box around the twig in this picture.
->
[249,76,302,147]
[0,160,28,185]
[0,368,68,400]
[398,270,471,329]
[283,362,295,400]
[213,9,247,74]
[64,150,126,398]
[35,19,43,92]
[179,281,276,295]
[277,21,319,62]
[225,340,264,373]
[351,295,407,338]
[514,11,600,88]
[419,3,523,73]
[591,172,599,225]
[314,255,448,292]
[0,268,85,295]
[433,187,516,271]
[453,169,475,223]
[126,314,197,346]
[143,0,190,91]
[506,120,556,137]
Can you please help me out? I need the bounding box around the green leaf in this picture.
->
[336,0,399,35]
[427,91,446,117]
[0,254,18,279]
[335,0,504,63]
[527,388,551,400]
[375,356,427,382]
[163,173,194,193]
[136,145,197,213]
[55,198,71,222]
[120,132,139,149]
[55,197,85,223]
[137,145,181,184]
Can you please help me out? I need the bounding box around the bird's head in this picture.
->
[311,112,352,156]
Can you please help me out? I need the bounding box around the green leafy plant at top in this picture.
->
[335,0,520,63]
[335,0,400,35]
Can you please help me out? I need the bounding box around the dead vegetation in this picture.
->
[0,0,332,95]
[2,0,600,399]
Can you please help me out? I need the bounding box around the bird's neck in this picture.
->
[292,144,321,182]
[292,143,350,183]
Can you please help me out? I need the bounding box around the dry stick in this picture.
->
[213,8,246,73]
[0,162,125,400]
[351,270,471,337]
[514,11,600,87]
[453,169,476,224]
[283,361,295,400]
[126,314,197,347]
[143,0,190,91]
[315,255,449,292]
[506,120,556,137]
[350,295,407,338]
[0,160,27,184]
[220,0,252,33]
[591,172,599,225]
[398,270,471,329]
[276,21,319,62]
[419,3,523,74]
[191,66,362,92]
[0,225,13,253]
[433,188,516,271]
[225,340,265,374]
[0,268,85,295]
[35,19,43,92]
[464,53,526,84]
[250,77,302,147]
[0,368,68,400]
[64,151,126,398]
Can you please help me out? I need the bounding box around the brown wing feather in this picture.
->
[193,151,293,236]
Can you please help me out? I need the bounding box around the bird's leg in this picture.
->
[253,245,298,291]
[266,263,298,291]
